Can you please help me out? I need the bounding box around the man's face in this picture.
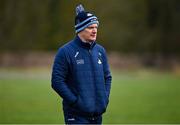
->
[79,23,98,42]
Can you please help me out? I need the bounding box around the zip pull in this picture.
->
[89,49,91,54]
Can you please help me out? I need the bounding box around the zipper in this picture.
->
[88,48,96,115]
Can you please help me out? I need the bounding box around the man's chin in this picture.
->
[90,38,96,42]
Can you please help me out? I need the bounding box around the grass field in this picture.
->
[0,68,180,124]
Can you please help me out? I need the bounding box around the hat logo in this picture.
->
[87,13,93,16]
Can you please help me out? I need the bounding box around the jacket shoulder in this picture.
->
[95,43,106,53]
[58,40,73,50]
[56,40,75,53]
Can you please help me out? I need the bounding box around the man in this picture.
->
[51,4,112,124]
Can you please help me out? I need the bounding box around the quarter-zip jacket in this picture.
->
[51,36,112,117]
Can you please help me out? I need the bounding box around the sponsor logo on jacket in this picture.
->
[76,59,84,64]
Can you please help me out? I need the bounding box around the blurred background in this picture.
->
[0,0,180,124]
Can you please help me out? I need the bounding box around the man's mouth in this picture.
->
[91,34,96,37]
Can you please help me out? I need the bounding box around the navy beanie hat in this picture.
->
[75,4,99,33]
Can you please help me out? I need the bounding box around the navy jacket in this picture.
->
[51,36,112,117]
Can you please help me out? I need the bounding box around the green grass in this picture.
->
[0,68,180,123]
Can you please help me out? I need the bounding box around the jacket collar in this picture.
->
[74,35,96,50]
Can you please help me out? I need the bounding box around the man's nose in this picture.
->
[92,28,97,33]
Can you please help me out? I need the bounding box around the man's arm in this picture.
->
[51,48,77,105]
[102,48,112,98]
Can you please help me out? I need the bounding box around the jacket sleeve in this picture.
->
[102,48,112,98]
[51,48,77,105]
